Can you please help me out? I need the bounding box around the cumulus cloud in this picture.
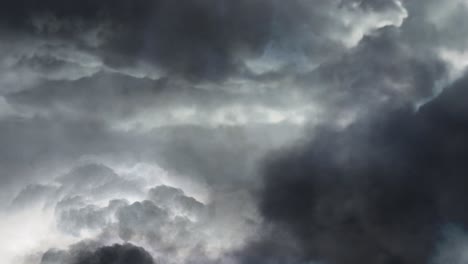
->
[5,160,258,264]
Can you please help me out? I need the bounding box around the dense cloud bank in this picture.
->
[2,1,468,264]
[0,0,406,81]
[245,74,468,264]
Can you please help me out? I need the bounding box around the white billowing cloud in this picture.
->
[439,48,468,80]
[336,0,408,47]
[415,47,468,108]
[77,156,211,204]
[1,161,259,264]
[0,207,80,264]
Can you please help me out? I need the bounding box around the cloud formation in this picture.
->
[2,1,468,264]
[40,243,154,264]
[251,72,468,264]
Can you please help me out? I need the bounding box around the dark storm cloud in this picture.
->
[0,1,413,133]
[0,0,406,82]
[247,73,468,264]
[3,1,468,264]
[41,243,154,264]
[0,6,432,183]
[301,26,447,108]
[0,0,274,80]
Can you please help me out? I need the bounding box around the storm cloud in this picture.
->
[40,243,154,264]
[2,1,468,264]
[250,70,468,264]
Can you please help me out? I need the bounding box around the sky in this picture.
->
[2,0,468,264]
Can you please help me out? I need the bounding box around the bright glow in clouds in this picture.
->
[0,159,252,264]
[112,104,317,132]
[0,207,77,264]
[335,0,408,48]
[416,48,468,109]
[81,157,211,203]
[440,48,468,80]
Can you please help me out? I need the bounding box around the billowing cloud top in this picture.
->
[2,1,468,264]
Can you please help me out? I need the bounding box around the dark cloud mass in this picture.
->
[255,74,468,264]
[41,243,154,264]
[1,0,274,80]
[2,1,468,264]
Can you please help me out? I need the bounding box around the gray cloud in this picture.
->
[2,1,468,264]
[246,73,468,264]
[8,159,256,264]
[40,243,154,264]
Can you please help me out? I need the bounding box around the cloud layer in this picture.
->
[2,1,468,264]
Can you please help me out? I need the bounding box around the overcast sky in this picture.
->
[2,1,468,264]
